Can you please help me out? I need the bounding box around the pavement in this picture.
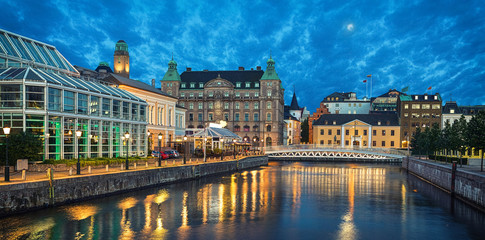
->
[410,156,485,177]
[0,154,260,186]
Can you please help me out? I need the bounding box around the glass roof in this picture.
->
[0,29,78,75]
[0,67,145,103]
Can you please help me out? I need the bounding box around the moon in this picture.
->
[347,24,354,31]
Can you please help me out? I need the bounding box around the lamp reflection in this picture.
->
[118,197,138,240]
[338,170,357,240]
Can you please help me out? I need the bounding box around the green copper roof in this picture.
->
[115,40,128,52]
[161,58,181,81]
[261,56,280,80]
[98,61,110,67]
[399,95,413,101]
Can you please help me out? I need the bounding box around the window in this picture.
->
[0,84,22,108]
[255,102,259,109]
[391,130,395,136]
[208,102,213,109]
[345,129,349,135]
[354,130,358,135]
[102,98,111,117]
[432,104,440,109]
[199,92,203,97]
[235,102,240,109]
[255,92,259,97]
[244,102,249,109]
[373,130,376,136]
[245,82,251,87]
[373,141,376,146]
[181,83,186,88]
[267,113,271,121]
[337,130,341,135]
[267,101,272,109]
[189,93,194,98]
[131,103,138,121]
[391,141,394,147]
[235,113,240,121]
[245,113,249,121]
[328,129,332,135]
[412,104,420,109]
[245,92,250,97]
[382,141,386,147]
[199,83,203,88]
[48,88,61,111]
[404,104,409,109]
[267,125,271,132]
[320,140,324,145]
[422,104,430,109]
[254,113,259,121]
[198,102,203,109]
[189,113,193,121]
[363,130,367,135]
[320,129,324,135]
[26,86,44,109]
[255,83,259,87]
[180,92,185,97]
[236,82,241,88]
[244,126,250,132]
[224,102,229,109]
[328,140,332,145]
[198,113,203,121]
[224,113,229,121]
[180,102,184,107]
[382,130,386,136]
[123,102,129,119]
[345,140,349,146]
[208,92,213,97]
[208,113,213,121]
[404,113,409,117]
[77,93,88,114]
[189,103,194,109]
[234,126,240,132]
[267,90,272,97]
[336,103,339,107]
[235,92,240,97]
[64,91,75,113]
[190,83,195,88]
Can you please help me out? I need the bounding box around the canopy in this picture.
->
[192,127,241,140]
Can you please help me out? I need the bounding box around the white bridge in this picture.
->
[264,144,407,162]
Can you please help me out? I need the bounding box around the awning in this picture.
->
[192,127,241,139]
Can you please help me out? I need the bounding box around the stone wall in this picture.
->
[402,157,485,209]
[0,156,267,217]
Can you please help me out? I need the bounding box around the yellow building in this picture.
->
[105,74,183,149]
[312,114,400,148]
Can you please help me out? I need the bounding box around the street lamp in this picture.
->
[124,131,130,170]
[203,137,207,163]
[158,133,162,167]
[253,137,257,155]
[220,137,224,161]
[3,126,11,181]
[75,129,82,175]
[183,135,188,164]
[233,139,237,159]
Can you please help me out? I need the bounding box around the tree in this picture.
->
[452,116,468,166]
[466,111,485,171]
[441,120,453,162]
[411,127,423,158]
[1,131,43,165]
[301,118,309,143]
[428,123,442,158]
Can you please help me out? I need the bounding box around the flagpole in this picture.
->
[370,75,373,98]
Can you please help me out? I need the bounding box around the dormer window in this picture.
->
[236,82,241,88]
[181,83,186,88]
[255,83,259,87]
[434,95,438,100]
[199,83,203,88]
[378,121,381,125]
[424,95,428,100]
[450,109,455,113]
[333,121,336,125]
[414,96,418,100]
[245,82,250,87]
[190,83,195,88]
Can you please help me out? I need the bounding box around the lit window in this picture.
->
[245,82,250,87]
[236,82,241,88]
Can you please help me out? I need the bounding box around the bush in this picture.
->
[1,132,43,165]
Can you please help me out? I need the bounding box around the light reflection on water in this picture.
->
[0,162,484,240]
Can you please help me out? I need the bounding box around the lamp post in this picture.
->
[253,137,257,155]
[147,130,151,155]
[3,126,11,181]
[158,133,162,167]
[203,137,207,163]
[220,137,224,161]
[183,135,188,164]
[261,139,264,155]
[75,129,82,175]
[233,139,237,159]
[124,131,130,170]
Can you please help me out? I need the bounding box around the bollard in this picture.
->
[121,164,124,171]
[173,159,175,165]
[22,169,26,180]
[165,160,167,166]
[106,165,109,172]
[190,158,192,163]
[146,162,148,168]
[134,163,137,169]
[156,161,159,167]
[69,167,73,176]
[88,166,92,174]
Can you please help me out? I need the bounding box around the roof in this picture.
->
[322,92,354,102]
[0,67,145,102]
[105,73,177,99]
[161,58,181,82]
[376,89,405,98]
[192,127,242,139]
[180,70,264,89]
[284,105,299,121]
[0,28,78,75]
[399,94,441,102]
[442,101,460,114]
[290,92,300,110]
[313,113,399,126]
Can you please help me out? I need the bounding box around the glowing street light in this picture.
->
[183,135,188,164]
[124,131,130,170]
[3,126,11,181]
[158,133,162,166]
[75,129,82,175]
[233,139,237,159]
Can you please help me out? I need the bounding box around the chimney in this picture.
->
[251,68,254,70]
[151,79,155,87]
[256,66,261,70]
[238,66,244,71]
[186,67,191,72]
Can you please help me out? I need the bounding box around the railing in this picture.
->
[264,144,408,157]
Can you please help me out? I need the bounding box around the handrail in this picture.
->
[263,144,407,156]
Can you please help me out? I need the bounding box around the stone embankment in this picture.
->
[0,156,267,217]
[403,157,485,210]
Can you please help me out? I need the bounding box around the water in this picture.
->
[1,162,484,240]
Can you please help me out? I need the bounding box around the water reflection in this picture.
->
[0,162,484,240]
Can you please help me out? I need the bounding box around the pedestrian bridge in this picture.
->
[264,144,407,162]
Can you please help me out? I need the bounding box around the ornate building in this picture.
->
[113,40,130,78]
[161,56,284,146]
[308,102,330,143]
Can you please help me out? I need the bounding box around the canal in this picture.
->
[1,162,484,240]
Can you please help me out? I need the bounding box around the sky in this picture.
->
[1,0,484,112]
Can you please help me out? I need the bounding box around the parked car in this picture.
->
[164,151,175,158]
[171,150,180,158]
[152,151,169,159]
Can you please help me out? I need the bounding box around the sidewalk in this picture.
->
[0,154,261,186]
[411,156,485,177]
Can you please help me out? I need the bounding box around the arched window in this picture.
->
[234,125,241,132]
[266,137,272,146]
[266,125,271,132]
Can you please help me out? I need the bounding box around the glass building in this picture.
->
[0,29,148,160]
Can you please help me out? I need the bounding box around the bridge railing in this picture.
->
[264,144,408,156]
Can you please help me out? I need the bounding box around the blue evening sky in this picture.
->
[1,0,484,111]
